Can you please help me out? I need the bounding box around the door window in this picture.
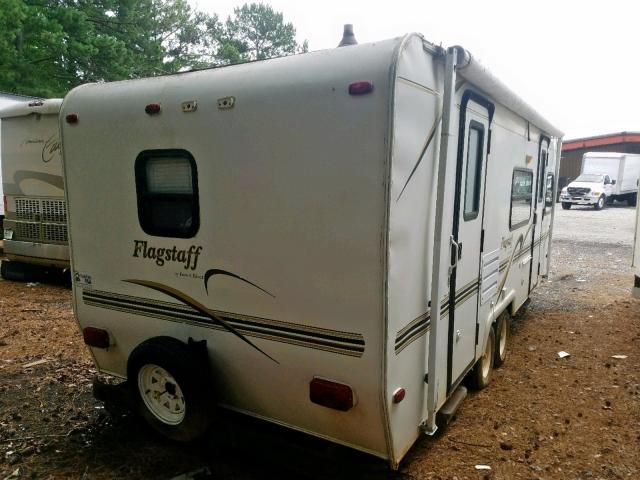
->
[463,121,485,220]
[537,148,548,203]
[545,173,554,208]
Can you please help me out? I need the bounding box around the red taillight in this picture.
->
[145,103,161,115]
[66,113,78,124]
[348,81,374,95]
[310,377,354,411]
[392,388,406,404]
[82,327,110,349]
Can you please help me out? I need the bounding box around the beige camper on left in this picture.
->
[1,99,69,280]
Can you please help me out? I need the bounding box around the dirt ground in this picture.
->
[1,206,639,480]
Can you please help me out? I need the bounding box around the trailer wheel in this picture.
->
[561,202,571,210]
[594,196,605,210]
[128,337,213,441]
[493,311,510,368]
[468,327,495,390]
[0,261,43,282]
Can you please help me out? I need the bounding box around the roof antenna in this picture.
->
[338,24,357,47]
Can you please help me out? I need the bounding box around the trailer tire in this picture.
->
[128,337,213,442]
[493,311,509,368]
[0,261,42,282]
[468,327,495,391]
[561,202,571,210]
[594,196,605,210]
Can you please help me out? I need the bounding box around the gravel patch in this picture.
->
[552,203,636,247]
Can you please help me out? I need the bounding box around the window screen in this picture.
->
[135,150,199,238]
[463,122,484,220]
[510,168,533,230]
[545,173,554,208]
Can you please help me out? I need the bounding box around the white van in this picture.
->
[1,99,69,280]
[60,34,562,468]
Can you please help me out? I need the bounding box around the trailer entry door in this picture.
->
[447,91,494,394]
[529,136,549,292]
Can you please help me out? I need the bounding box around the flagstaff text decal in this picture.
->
[132,240,203,270]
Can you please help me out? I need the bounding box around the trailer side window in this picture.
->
[135,150,199,238]
[463,122,484,220]
[510,168,533,230]
[545,173,554,208]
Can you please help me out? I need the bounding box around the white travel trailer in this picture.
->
[60,34,562,468]
[633,182,640,299]
[0,92,39,226]
[1,99,69,280]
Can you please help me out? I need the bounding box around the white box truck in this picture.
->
[1,99,70,280]
[60,33,562,468]
[560,152,640,209]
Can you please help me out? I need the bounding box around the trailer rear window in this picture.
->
[135,150,199,238]
[510,168,533,230]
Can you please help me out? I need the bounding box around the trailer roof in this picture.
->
[61,34,562,140]
[0,98,62,119]
[451,46,563,138]
[0,91,40,101]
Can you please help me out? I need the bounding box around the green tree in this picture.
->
[215,3,307,64]
[0,0,214,97]
[0,1,307,97]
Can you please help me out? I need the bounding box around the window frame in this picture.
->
[462,120,485,221]
[134,149,200,239]
[509,167,534,231]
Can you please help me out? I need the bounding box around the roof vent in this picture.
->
[338,24,357,47]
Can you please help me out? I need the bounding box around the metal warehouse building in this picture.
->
[560,132,640,189]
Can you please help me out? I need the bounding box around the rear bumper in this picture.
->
[3,240,70,267]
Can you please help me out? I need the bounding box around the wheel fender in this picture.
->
[127,336,214,441]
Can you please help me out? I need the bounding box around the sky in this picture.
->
[192,0,640,140]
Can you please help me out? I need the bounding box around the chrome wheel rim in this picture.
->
[138,364,186,425]
[598,197,604,208]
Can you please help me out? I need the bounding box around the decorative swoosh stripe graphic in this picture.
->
[394,278,479,354]
[125,279,279,363]
[82,288,365,358]
[499,231,550,271]
[204,269,275,297]
[395,230,551,355]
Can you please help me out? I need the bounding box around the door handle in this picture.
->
[449,236,460,274]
